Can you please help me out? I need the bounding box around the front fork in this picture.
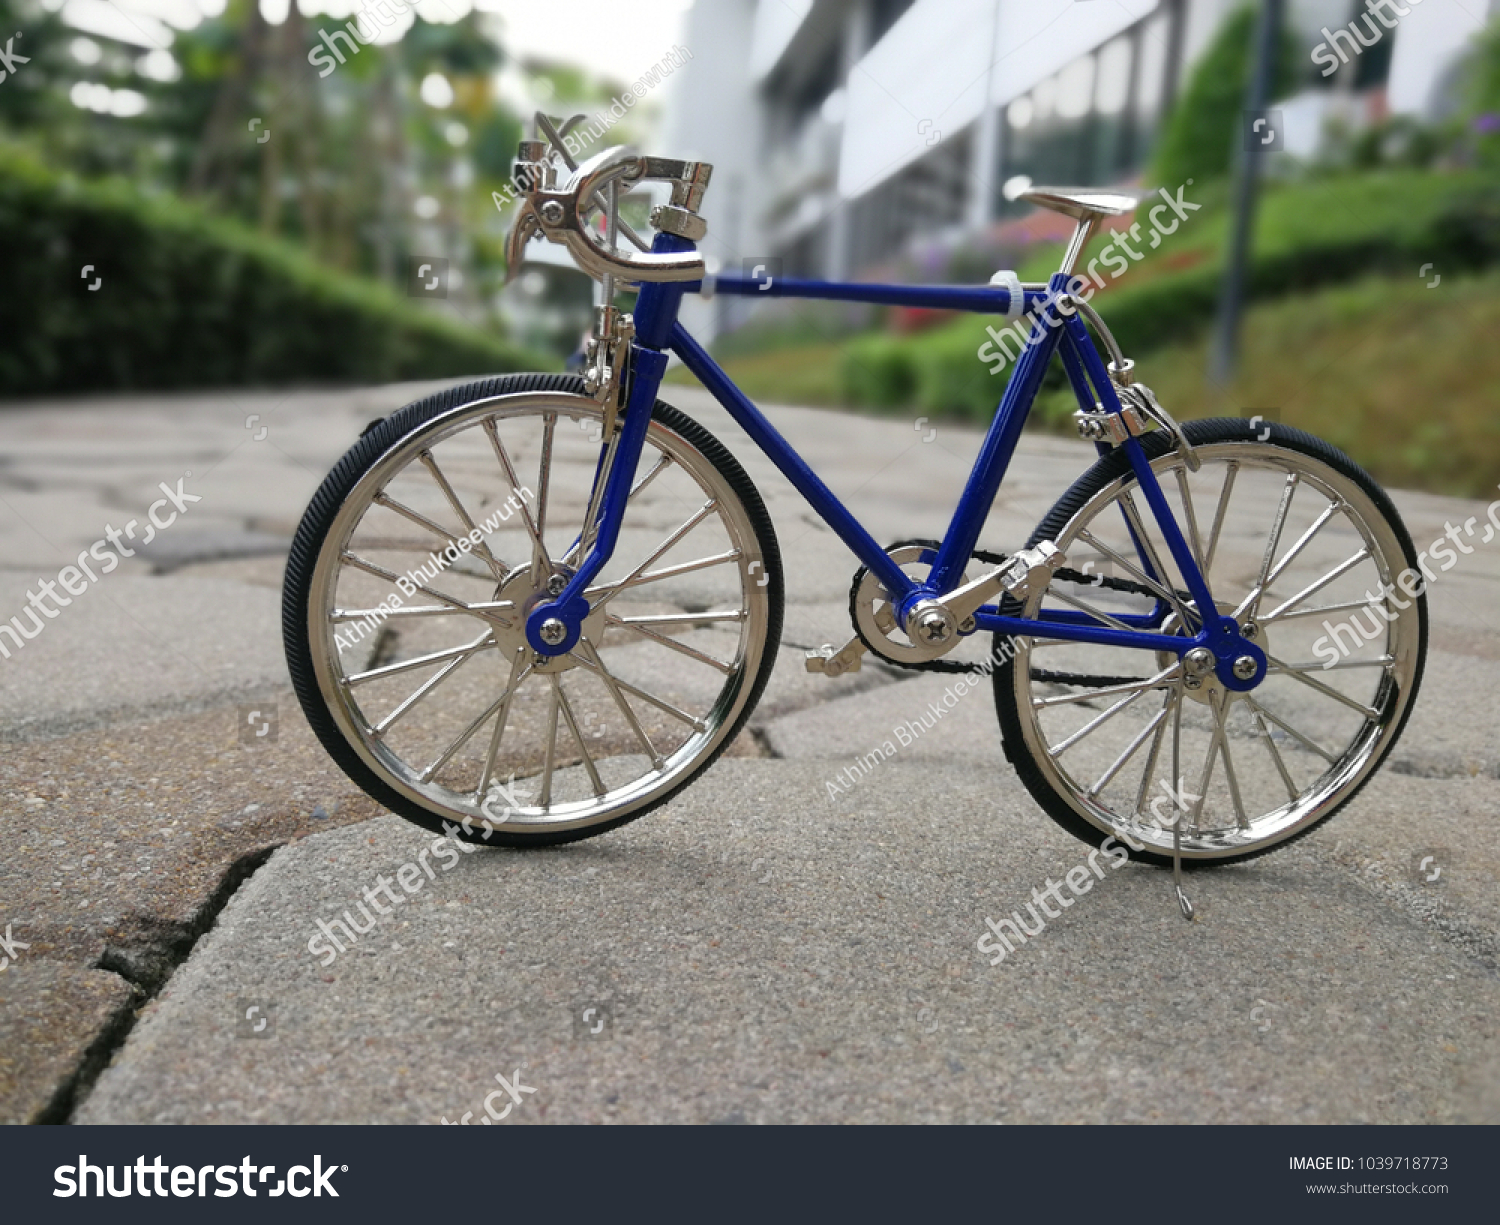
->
[523,342,667,657]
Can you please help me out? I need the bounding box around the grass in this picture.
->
[1086,269,1500,499]
[665,340,845,405]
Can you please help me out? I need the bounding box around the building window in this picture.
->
[993,2,1184,215]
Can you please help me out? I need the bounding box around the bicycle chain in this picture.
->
[848,541,1165,685]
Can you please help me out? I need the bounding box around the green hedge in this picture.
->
[0,152,549,396]
[839,169,1500,421]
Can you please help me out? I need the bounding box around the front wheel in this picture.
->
[994,419,1427,865]
[283,373,782,846]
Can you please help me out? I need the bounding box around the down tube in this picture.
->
[668,322,915,600]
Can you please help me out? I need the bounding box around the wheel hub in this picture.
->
[1156,603,1269,704]
[494,566,605,673]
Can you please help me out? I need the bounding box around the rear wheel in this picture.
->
[284,374,782,846]
[993,419,1426,865]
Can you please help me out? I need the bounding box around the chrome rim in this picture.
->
[307,392,770,835]
[1009,441,1421,859]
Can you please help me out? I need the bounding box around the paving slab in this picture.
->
[3,382,1496,1126]
[73,758,1500,1125]
[0,960,137,1124]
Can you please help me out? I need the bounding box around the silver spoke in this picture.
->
[1215,693,1250,830]
[1204,460,1238,573]
[615,610,746,627]
[477,645,529,798]
[1132,688,1174,819]
[1034,669,1176,709]
[1266,598,1380,623]
[1250,704,1300,802]
[1243,696,1338,763]
[334,601,513,622]
[1077,527,1188,620]
[583,549,739,598]
[1174,466,1207,579]
[1047,667,1175,755]
[1263,547,1370,621]
[569,648,707,731]
[374,491,505,578]
[1264,652,1382,720]
[416,451,507,578]
[1044,586,1140,633]
[374,631,495,735]
[1264,499,1341,591]
[589,500,718,612]
[563,453,674,568]
[552,675,606,797]
[536,411,555,547]
[537,686,561,807]
[1239,497,1343,621]
[483,416,552,580]
[1116,492,1189,621]
[1090,701,1170,798]
[607,614,734,673]
[420,657,536,783]
[346,638,495,687]
[341,552,513,626]
[1272,655,1394,672]
[576,640,663,768]
[1244,473,1298,620]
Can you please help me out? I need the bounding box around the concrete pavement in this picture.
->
[0,380,1496,1123]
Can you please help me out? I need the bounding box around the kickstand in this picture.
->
[1169,686,1194,921]
[1172,819,1194,921]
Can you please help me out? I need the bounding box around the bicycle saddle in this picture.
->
[1014,185,1147,222]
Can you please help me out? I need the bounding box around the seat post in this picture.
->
[1059,216,1097,276]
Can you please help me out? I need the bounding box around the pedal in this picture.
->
[804,637,866,677]
[996,541,1066,602]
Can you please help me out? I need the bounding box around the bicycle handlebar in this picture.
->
[505,135,712,286]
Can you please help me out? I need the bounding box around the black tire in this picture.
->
[283,373,782,847]
[993,418,1428,866]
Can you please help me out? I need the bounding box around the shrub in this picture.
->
[0,151,548,396]
[1150,4,1301,188]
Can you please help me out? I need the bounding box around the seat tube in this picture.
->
[929,279,1067,592]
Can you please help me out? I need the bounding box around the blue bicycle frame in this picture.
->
[526,232,1265,691]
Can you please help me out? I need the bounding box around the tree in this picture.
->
[1151,3,1301,187]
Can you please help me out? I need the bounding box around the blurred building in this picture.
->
[666,0,1490,337]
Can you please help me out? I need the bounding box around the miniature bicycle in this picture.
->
[283,115,1426,913]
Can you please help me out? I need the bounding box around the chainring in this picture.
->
[847,538,1166,683]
